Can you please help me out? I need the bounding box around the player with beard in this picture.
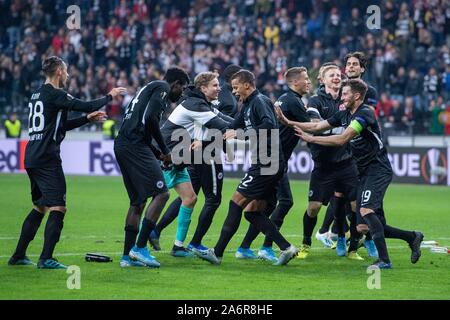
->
[9,56,126,269]
[283,78,424,269]
[282,64,362,261]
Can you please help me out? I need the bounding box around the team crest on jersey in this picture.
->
[156,181,164,188]
[338,103,346,111]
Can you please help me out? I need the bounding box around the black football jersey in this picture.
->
[24,83,112,168]
[306,85,352,165]
[276,88,310,161]
[115,80,170,155]
[232,90,284,168]
[327,104,390,172]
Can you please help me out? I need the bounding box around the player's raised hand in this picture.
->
[108,87,127,97]
[87,111,107,123]
[295,126,313,143]
[189,140,202,151]
[160,153,172,167]
[274,105,290,126]
[223,129,237,140]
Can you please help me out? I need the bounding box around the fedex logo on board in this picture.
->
[89,141,120,175]
[0,140,27,173]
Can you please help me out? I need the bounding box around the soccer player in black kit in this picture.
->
[114,67,190,268]
[235,67,311,263]
[149,72,233,256]
[318,53,382,258]
[291,79,424,269]
[281,64,361,261]
[194,70,299,266]
[8,56,126,269]
[343,51,379,254]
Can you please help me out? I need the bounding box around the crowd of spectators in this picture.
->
[1,0,449,135]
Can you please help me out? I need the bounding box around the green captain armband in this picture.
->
[349,119,363,134]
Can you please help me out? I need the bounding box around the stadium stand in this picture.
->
[0,0,449,136]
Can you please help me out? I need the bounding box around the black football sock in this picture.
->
[383,225,415,243]
[123,225,139,256]
[240,203,273,249]
[40,211,65,260]
[365,232,373,240]
[342,201,352,234]
[303,210,317,246]
[239,224,259,249]
[214,201,243,257]
[136,217,155,248]
[319,200,335,234]
[190,200,220,246]
[13,209,45,259]
[363,213,390,263]
[244,211,290,251]
[348,211,361,252]
[331,222,339,235]
[331,197,346,237]
[263,202,290,248]
[155,197,181,235]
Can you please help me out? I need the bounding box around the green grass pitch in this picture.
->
[1,173,449,300]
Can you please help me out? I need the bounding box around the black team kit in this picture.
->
[9,83,113,268]
[303,85,360,253]
[326,103,424,267]
[195,89,298,266]
[114,79,175,267]
[151,85,233,251]
[237,86,310,260]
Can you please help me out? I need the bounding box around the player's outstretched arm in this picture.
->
[212,108,234,123]
[57,87,127,113]
[296,125,357,147]
[275,105,331,133]
[66,111,107,131]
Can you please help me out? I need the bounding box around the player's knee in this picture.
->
[307,203,321,217]
[360,208,374,216]
[357,224,369,234]
[157,191,170,203]
[182,193,197,207]
[33,205,47,214]
[130,203,145,215]
[49,206,66,214]
[232,192,248,208]
[231,191,243,203]
[244,200,260,212]
[205,197,221,210]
